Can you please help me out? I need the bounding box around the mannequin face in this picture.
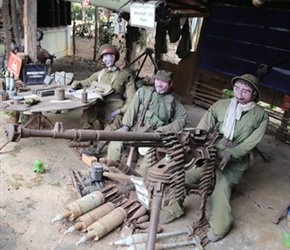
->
[154,78,170,94]
[102,54,116,67]
[233,81,257,104]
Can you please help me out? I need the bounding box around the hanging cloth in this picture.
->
[167,14,181,43]
[176,18,192,59]
[155,22,167,54]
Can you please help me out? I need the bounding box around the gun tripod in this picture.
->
[127,48,159,77]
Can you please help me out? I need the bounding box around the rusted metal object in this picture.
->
[111,226,193,246]
[69,168,82,198]
[65,196,127,234]
[100,159,142,177]
[76,200,140,245]
[115,238,202,250]
[65,202,116,234]
[5,123,212,150]
[144,134,186,250]
[187,145,217,246]
[51,184,117,223]
[5,122,219,248]
[5,122,162,143]
[128,206,147,222]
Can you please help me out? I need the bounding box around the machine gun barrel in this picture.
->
[5,122,162,143]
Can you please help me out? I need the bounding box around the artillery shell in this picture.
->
[75,202,115,232]
[136,214,149,224]
[64,190,105,221]
[128,206,147,222]
[142,224,163,233]
[135,221,150,229]
[87,207,127,241]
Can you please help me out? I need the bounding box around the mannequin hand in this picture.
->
[218,150,231,171]
[117,125,129,132]
[107,110,120,122]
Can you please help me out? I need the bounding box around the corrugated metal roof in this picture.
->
[165,0,290,16]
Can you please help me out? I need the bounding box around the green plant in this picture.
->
[137,29,148,49]
[75,22,94,38]
[283,232,290,248]
[267,103,277,110]
[0,67,6,77]
[99,20,114,45]
[3,110,17,117]
[222,89,234,98]
[32,160,48,173]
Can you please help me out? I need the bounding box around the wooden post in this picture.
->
[2,0,11,62]
[23,0,37,63]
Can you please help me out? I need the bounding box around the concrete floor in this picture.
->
[0,105,289,250]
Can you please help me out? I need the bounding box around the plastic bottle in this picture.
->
[9,73,15,91]
[5,71,10,91]
[82,88,88,103]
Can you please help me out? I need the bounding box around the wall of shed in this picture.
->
[40,26,72,59]
[159,52,199,103]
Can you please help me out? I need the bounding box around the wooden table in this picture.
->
[1,85,101,129]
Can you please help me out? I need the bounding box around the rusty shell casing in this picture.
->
[115,160,142,177]
[135,221,150,229]
[76,202,115,232]
[136,214,150,224]
[128,206,147,222]
[87,207,127,241]
[64,191,105,221]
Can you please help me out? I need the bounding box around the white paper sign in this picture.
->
[131,176,150,209]
[130,2,155,29]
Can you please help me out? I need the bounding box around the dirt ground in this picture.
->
[1,37,290,250]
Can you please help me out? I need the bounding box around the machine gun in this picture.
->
[5,122,216,148]
[5,122,219,248]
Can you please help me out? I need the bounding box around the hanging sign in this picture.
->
[130,2,156,29]
[7,52,22,79]
[131,176,150,209]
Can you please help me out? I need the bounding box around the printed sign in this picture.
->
[7,52,22,79]
[23,64,48,85]
[131,176,151,209]
[130,2,155,29]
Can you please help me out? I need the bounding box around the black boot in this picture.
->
[80,142,107,158]
[80,145,102,158]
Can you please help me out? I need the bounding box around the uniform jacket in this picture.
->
[122,86,187,132]
[71,67,136,114]
[197,98,269,172]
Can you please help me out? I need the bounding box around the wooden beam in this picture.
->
[23,0,37,63]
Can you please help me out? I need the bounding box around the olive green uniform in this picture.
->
[107,86,187,161]
[185,98,269,237]
[71,67,136,129]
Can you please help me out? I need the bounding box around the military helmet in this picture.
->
[98,44,120,62]
[231,73,261,101]
[154,70,172,82]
